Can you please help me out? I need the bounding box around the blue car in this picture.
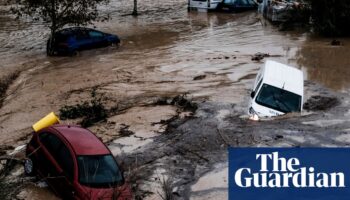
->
[47,27,120,56]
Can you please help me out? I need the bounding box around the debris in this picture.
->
[275,135,284,140]
[32,112,60,132]
[193,75,206,81]
[251,52,270,61]
[8,145,26,156]
[331,40,341,46]
[171,95,198,112]
[154,95,198,112]
[303,96,339,111]
[36,181,48,188]
[59,90,108,127]
[119,124,135,137]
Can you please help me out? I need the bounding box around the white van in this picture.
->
[248,60,304,119]
[188,0,223,11]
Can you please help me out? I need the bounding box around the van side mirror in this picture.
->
[250,91,256,98]
[257,0,263,3]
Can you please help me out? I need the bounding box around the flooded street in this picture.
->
[1,0,350,199]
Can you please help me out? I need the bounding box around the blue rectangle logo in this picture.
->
[229,148,350,200]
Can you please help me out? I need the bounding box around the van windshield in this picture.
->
[77,155,123,188]
[255,84,301,113]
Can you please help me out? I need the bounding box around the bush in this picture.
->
[59,90,108,127]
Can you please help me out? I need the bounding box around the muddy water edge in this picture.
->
[1,0,350,199]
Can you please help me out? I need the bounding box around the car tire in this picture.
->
[47,39,55,56]
[24,158,36,176]
[110,41,119,47]
[70,50,79,57]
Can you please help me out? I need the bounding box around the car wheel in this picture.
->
[110,41,117,47]
[46,39,55,56]
[70,49,79,57]
[24,158,36,176]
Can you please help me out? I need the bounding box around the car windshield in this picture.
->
[77,155,123,188]
[255,84,301,113]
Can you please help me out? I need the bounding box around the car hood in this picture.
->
[78,183,132,200]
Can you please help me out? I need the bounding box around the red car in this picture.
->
[24,125,132,200]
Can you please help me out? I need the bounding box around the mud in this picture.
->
[303,95,340,111]
[1,0,350,199]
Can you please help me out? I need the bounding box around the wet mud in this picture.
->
[1,0,350,199]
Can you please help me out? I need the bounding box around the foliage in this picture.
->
[306,0,350,36]
[8,0,110,34]
[59,90,108,127]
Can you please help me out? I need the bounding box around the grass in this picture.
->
[157,175,175,200]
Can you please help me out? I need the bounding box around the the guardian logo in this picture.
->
[234,152,345,188]
[229,148,350,200]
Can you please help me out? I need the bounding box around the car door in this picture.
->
[38,132,75,199]
[76,29,94,50]
[89,30,108,48]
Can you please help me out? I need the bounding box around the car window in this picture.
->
[255,84,302,113]
[39,132,74,180]
[39,132,62,154]
[76,30,90,40]
[89,31,104,38]
[77,155,123,187]
[56,143,74,180]
[254,79,263,93]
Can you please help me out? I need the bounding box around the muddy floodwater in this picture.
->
[1,0,350,199]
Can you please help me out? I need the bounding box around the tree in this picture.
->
[132,0,138,16]
[306,0,350,36]
[8,0,110,39]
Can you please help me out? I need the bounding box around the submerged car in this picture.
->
[218,0,258,12]
[258,0,302,22]
[248,60,304,119]
[47,27,120,56]
[24,125,132,200]
[188,0,223,11]
[188,0,257,12]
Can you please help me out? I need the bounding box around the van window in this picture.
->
[255,84,301,113]
[254,79,263,93]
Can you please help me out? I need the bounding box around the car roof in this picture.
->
[56,27,94,35]
[262,60,304,96]
[48,125,110,156]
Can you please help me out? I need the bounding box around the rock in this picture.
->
[193,75,206,81]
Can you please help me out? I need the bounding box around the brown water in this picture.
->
[1,0,350,199]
